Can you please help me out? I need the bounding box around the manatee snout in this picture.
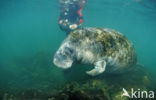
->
[53,46,75,69]
[53,53,73,69]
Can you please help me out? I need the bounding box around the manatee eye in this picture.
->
[64,47,73,55]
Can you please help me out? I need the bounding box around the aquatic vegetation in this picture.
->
[1,57,155,100]
[2,89,47,100]
[48,65,154,100]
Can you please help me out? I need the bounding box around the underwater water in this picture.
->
[0,0,156,99]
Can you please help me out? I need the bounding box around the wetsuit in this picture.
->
[58,0,85,33]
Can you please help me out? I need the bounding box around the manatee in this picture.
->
[53,27,137,76]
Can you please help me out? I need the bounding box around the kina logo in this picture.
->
[121,88,155,99]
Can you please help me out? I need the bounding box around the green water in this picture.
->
[0,0,156,97]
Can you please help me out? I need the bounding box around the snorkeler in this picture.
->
[58,0,85,34]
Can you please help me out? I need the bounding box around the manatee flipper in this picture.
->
[86,60,106,76]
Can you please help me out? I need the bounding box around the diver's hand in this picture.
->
[69,24,78,30]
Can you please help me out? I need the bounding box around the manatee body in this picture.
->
[53,27,137,76]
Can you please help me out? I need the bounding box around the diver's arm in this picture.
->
[77,9,83,25]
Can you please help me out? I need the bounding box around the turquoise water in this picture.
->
[0,0,156,96]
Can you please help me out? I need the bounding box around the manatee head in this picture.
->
[53,41,76,69]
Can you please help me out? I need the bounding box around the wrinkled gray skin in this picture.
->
[53,27,137,76]
[53,41,76,69]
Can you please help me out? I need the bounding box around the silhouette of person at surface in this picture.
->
[58,0,85,34]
